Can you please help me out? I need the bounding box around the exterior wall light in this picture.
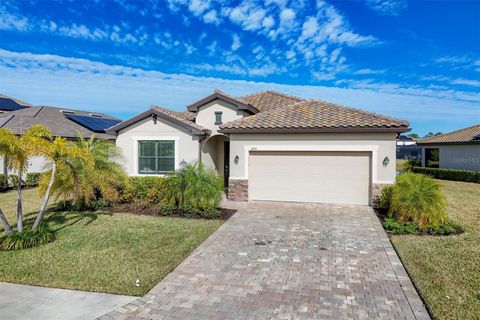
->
[382,156,390,167]
[234,155,239,164]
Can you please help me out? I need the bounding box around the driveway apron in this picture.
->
[100,201,430,320]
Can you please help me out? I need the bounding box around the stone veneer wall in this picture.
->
[228,179,248,201]
[371,183,392,208]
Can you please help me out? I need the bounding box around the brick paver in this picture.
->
[100,201,430,320]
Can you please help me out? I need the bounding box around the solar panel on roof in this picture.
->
[474,134,480,140]
[0,97,29,111]
[66,114,122,133]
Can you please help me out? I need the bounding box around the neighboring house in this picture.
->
[0,93,32,113]
[417,124,480,171]
[0,105,121,174]
[109,90,409,206]
[396,135,421,160]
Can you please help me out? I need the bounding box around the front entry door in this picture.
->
[223,141,230,188]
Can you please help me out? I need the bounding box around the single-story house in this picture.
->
[417,124,480,171]
[108,90,409,205]
[0,103,121,174]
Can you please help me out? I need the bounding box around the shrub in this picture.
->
[163,163,223,211]
[379,184,394,212]
[383,217,462,235]
[0,174,8,192]
[157,203,177,216]
[389,173,447,228]
[124,176,165,202]
[412,167,480,184]
[402,159,421,172]
[8,174,19,188]
[25,172,41,188]
[1,224,56,251]
[383,217,420,235]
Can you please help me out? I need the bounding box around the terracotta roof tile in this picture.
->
[220,99,409,132]
[238,90,303,112]
[152,106,208,132]
[418,124,480,144]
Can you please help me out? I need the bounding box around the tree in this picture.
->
[39,133,127,210]
[0,126,51,233]
[407,133,419,139]
[33,137,93,229]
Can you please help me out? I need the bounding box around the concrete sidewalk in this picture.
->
[0,282,136,320]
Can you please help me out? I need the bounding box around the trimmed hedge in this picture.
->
[121,176,165,202]
[26,172,42,188]
[412,167,480,184]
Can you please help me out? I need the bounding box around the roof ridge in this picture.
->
[238,90,303,102]
[307,99,410,126]
[420,123,480,142]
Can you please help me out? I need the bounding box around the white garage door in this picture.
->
[248,151,371,205]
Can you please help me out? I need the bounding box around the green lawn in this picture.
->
[391,180,480,320]
[0,188,223,296]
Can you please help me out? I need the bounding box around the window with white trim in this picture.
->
[138,140,175,174]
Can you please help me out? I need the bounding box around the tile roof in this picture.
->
[152,106,208,132]
[220,99,409,132]
[418,124,480,145]
[0,106,118,139]
[237,90,303,112]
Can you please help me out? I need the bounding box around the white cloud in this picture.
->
[1,49,478,134]
[353,68,386,75]
[188,0,210,16]
[450,78,480,87]
[206,40,217,55]
[231,33,242,51]
[365,0,407,16]
[279,8,296,24]
[203,9,219,24]
[227,2,267,31]
[0,6,29,31]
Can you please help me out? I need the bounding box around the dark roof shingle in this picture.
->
[0,106,119,139]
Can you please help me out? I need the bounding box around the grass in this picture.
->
[0,188,223,296]
[390,180,480,320]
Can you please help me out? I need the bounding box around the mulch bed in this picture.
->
[105,203,236,220]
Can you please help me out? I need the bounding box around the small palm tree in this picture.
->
[33,137,93,228]
[0,125,51,233]
[389,173,448,228]
[39,133,127,209]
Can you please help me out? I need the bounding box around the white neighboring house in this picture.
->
[108,90,410,206]
[417,124,480,171]
[0,93,120,176]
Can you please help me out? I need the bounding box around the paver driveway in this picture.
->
[101,202,430,320]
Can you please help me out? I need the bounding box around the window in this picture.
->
[138,140,175,174]
[425,148,440,168]
[215,111,223,125]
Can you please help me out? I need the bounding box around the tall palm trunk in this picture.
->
[33,162,56,229]
[16,169,23,232]
[2,157,7,176]
[0,208,12,234]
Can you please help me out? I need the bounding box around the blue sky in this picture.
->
[0,0,478,135]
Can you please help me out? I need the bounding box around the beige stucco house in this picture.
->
[108,90,409,206]
[418,125,480,171]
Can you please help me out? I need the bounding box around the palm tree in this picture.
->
[0,126,51,232]
[39,133,127,210]
[33,137,93,229]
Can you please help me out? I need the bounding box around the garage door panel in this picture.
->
[248,151,370,205]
